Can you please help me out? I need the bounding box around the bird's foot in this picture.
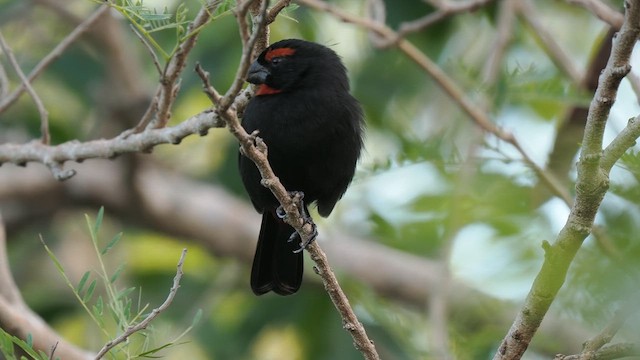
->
[288,201,317,253]
[274,191,316,253]
[289,222,318,254]
[275,191,305,219]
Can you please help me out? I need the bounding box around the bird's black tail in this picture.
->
[251,211,303,295]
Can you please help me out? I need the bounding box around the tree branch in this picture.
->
[0,108,224,180]
[493,1,640,358]
[601,114,640,172]
[149,0,222,129]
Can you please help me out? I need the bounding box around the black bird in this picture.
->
[239,39,364,296]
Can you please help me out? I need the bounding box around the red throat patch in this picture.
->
[265,47,296,61]
[256,84,282,96]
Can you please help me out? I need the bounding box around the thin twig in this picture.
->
[124,87,162,136]
[601,114,640,172]
[0,4,109,114]
[267,0,292,24]
[49,342,58,360]
[0,31,50,144]
[220,0,267,110]
[195,64,223,105]
[145,0,224,130]
[0,107,225,174]
[94,248,187,360]
[129,24,163,76]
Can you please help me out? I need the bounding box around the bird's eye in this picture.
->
[270,57,286,65]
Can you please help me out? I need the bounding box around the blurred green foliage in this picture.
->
[2,0,640,359]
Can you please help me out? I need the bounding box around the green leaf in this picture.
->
[213,0,234,18]
[0,329,43,359]
[93,206,104,238]
[110,263,126,284]
[83,279,97,303]
[93,296,104,317]
[40,237,65,274]
[102,232,123,255]
[77,271,91,293]
[135,342,174,358]
[191,308,203,327]
[124,297,133,319]
[117,286,136,300]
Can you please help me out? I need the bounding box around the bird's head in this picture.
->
[246,39,349,96]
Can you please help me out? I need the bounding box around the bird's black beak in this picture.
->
[246,61,269,85]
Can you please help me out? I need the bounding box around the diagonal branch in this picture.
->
[493,1,640,358]
[149,0,222,129]
[0,108,226,180]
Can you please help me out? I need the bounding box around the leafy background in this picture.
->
[1,0,639,359]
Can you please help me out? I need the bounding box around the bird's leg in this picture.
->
[274,191,318,253]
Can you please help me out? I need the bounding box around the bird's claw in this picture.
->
[289,224,318,253]
[274,191,316,253]
[288,204,318,253]
[275,191,306,219]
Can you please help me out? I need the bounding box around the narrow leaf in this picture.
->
[110,263,126,284]
[102,232,123,255]
[93,296,104,317]
[40,237,65,274]
[77,271,91,293]
[93,207,104,237]
[83,280,97,303]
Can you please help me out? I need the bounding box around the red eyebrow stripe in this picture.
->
[265,47,296,61]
